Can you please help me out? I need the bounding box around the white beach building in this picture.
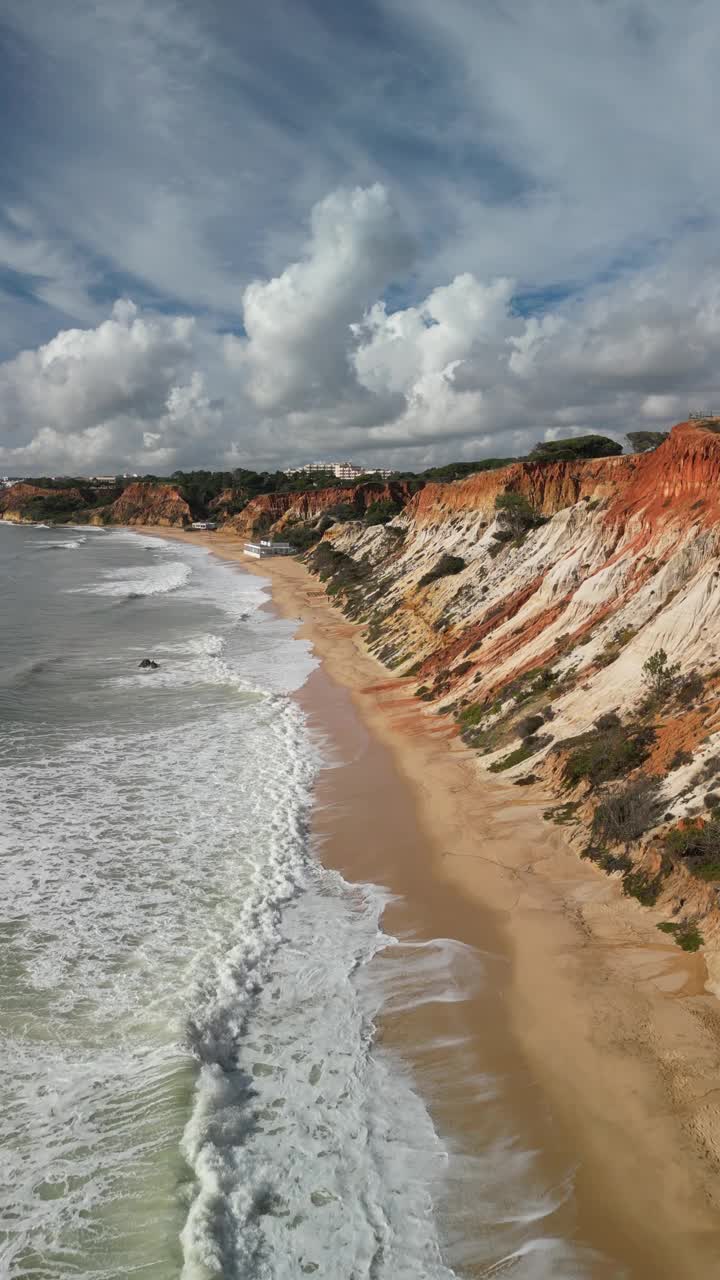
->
[244,538,294,558]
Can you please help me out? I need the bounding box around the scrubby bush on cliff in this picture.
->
[420,458,514,481]
[641,649,681,701]
[560,722,656,789]
[488,734,552,773]
[283,523,322,551]
[626,431,669,454]
[365,499,401,525]
[324,501,359,522]
[418,554,466,588]
[310,542,369,590]
[665,817,720,880]
[676,670,704,706]
[591,776,663,845]
[23,492,88,521]
[458,703,485,729]
[528,435,623,462]
[622,866,666,906]
[595,626,637,669]
[657,921,704,951]
[493,492,544,542]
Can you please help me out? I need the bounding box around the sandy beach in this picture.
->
[144,527,720,1277]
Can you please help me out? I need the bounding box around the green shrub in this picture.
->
[493,492,544,540]
[591,776,663,844]
[657,922,704,951]
[418,554,466,588]
[488,743,536,772]
[642,649,680,700]
[284,523,322,550]
[669,749,693,770]
[453,660,473,677]
[691,860,720,882]
[665,818,720,881]
[561,723,656,789]
[528,435,623,462]
[626,431,669,454]
[458,703,486,729]
[676,670,704,705]
[665,821,704,858]
[596,647,620,668]
[601,851,632,873]
[365,498,401,525]
[489,735,550,773]
[325,502,359,521]
[622,868,665,905]
[404,660,423,677]
[310,542,370,590]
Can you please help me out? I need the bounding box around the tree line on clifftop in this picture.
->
[19,430,669,524]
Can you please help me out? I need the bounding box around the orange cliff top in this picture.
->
[406,421,720,528]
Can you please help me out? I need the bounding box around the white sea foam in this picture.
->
[180,868,459,1280]
[74,559,192,597]
[35,537,86,550]
[104,528,173,549]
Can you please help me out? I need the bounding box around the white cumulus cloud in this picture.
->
[7,185,720,475]
[227,184,413,412]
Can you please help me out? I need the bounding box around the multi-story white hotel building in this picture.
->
[285,461,395,481]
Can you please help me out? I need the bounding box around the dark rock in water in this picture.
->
[138,658,160,670]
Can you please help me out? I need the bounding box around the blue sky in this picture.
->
[2,0,720,473]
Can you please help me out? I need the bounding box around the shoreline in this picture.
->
[142,527,720,1276]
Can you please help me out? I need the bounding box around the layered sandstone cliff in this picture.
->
[104,482,191,527]
[222,480,419,539]
[0,482,87,521]
[304,422,720,963]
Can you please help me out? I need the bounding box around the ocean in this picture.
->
[0,522,613,1279]
[0,522,463,1279]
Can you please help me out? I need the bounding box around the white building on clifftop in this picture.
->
[285,461,394,481]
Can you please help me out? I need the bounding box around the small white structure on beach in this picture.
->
[244,538,294,558]
[190,520,217,530]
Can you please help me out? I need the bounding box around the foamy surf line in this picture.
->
[94,528,599,1278]
[90,528,461,1276]
[72,559,192,597]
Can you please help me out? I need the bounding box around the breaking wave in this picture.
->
[35,537,86,550]
[75,560,192,597]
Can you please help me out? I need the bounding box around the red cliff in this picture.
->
[107,482,191,527]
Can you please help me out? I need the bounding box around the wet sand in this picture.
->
[143,528,720,1277]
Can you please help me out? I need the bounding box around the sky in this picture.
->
[2,0,720,475]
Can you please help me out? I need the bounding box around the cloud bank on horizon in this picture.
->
[2,0,720,474]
